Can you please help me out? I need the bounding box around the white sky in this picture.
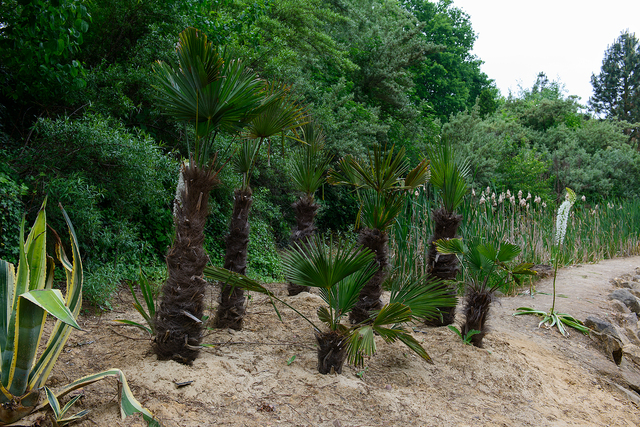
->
[450,0,640,105]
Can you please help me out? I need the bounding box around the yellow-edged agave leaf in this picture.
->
[7,291,48,397]
[29,206,83,390]
[54,369,159,426]
[23,199,47,292]
[20,290,80,331]
[1,216,30,388]
[0,260,15,354]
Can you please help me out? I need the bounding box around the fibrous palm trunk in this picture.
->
[214,188,253,330]
[461,288,492,348]
[154,163,218,364]
[349,227,388,324]
[425,207,462,326]
[287,194,319,296]
[315,330,348,374]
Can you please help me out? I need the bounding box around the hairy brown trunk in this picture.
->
[461,288,493,348]
[315,330,348,374]
[288,194,319,296]
[154,163,218,364]
[349,227,388,324]
[214,188,252,330]
[425,207,462,327]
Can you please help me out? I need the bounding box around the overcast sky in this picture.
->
[450,0,640,105]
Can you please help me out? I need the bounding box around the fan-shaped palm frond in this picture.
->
[284,236,375,291]
[359,190,405,232]
[328,145,420,193]
[388,275,457,322]
[290,123,332,195]
[244,82,308,141]
[426,141,470,213]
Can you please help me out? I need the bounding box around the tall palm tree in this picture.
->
[213,86,307,329]
[152,28,280,363]
[424,141,470,326]
[328,145,430,323]
[287,122,332,296]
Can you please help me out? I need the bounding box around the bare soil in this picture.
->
[41,257,640,426]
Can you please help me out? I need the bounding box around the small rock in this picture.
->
[613,383,640,406]
[385,384,392,390]
[610,299,631,314]
[585,316,618,335]
[622,344,640,367]
[609,289,640,315]
[632,275,640,283]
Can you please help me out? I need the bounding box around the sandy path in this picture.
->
[40,256,640,427]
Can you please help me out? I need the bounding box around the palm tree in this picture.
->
[152,28,280,363]
[436,239,534,347]
[287,122,332,296]
[328,145,429,323]
[204,236,451,374]
[213,85,307,329]
[424,141,470,326]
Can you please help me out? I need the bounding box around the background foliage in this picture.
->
[1,0,638,307]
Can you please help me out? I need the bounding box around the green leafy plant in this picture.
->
[424,140,470,326]
[44,386,88,427]
[286,355,296,366]
[0,199,157,425]
[114,269,159,336]
[447,325,481,345]
[514,188,590,336]
[204,236,451,374]
[436,238,535,347]
[328,145,430,323]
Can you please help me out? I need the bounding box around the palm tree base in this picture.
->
[315,330,348,374]
[213,285,246,330]
[349,227,387,324]
[461,288,493,348]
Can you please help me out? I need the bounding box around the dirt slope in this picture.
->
[40,256,640,427]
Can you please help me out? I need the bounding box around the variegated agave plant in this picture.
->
[0,199,157,426]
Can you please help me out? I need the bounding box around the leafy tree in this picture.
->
[590,30,640,143]
[0,0,91,103]
[404,0,495,121]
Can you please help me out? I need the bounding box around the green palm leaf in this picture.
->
[389,276,457,322]
[283,236,374,290]
[290,123,331,195]
[359,190,405,231]
[426,141,470,212]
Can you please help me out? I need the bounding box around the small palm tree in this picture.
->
[328,145,429,323]
[204,236,452,374]
[213,85,307,330]
[287,122,332,296]
[424,141,470,326]
[152,27,281,363]
[436,239,534,347]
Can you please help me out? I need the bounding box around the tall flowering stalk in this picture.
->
[514,188,589,336]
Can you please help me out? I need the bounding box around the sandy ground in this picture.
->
[36,256,640,427]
